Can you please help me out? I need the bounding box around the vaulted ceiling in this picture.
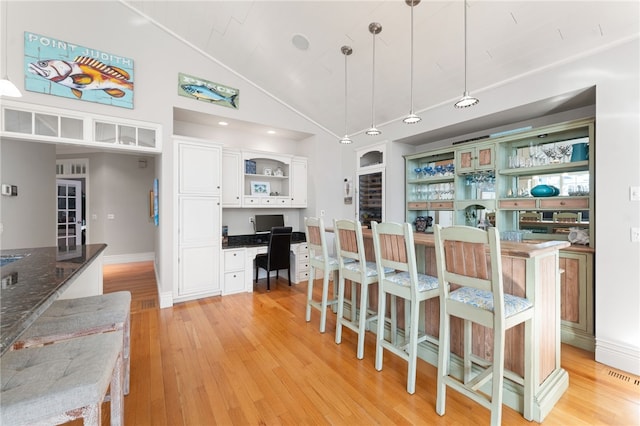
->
[122,1,639,141]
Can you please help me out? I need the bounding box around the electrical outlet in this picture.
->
[249,217,254,223]
[632,227,640,243]
[320,210,325,217]
[630,186,640,201]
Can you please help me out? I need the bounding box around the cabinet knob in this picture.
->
[560,201,566,205]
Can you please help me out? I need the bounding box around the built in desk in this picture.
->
[0,244,107,355]
[336,228,569,422]
[221,232,308,294]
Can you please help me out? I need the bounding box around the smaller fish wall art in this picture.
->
[24,32,134,109]
[178,73,239,110]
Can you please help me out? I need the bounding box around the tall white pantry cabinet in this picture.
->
[175,137,222,302]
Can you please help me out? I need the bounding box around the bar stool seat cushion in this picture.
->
[1,332,122,426]
[450,287,533,316]
[386,271,439,292]
[343,261,394,277]
[15,292,131,345]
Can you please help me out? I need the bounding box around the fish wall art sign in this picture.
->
[178,73,239,109]
[24,32,134,109]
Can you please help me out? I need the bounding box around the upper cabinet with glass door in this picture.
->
[495,118,594,244]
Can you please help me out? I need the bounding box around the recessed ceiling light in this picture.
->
[291,34,310,51]
[218,121,228,126]
[267,130,276,135]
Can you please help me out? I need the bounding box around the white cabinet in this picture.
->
[222,149,242,207]
[291,242,310,284]
[222,248,246,295]
[290,157,308,207]
[177,196,221,297]
[175,138,222,301]
[179,142,221,195]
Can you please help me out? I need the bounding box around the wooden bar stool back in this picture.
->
[371,221,439,394]
[304,216,340,333]
[433,225,535,425]
[519,211,542,222]
[334,219,393,359]
[552,212,582,223]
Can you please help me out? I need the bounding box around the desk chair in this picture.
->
[255,226,292,291]
[371,221,439,394]
[552,212,581,223]
[434,225,535,425]
[305,217,340,333]
[334,219,393,359]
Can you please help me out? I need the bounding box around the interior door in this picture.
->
[56,179,82,250]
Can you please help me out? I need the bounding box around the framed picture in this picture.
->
[250,181,270,196]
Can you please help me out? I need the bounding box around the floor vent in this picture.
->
[607,370,640,386]
[141,299,157,310]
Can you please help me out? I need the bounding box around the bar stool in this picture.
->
[371,221,440,394]
[12,291,132,396]
[334,219,393,359]
[433,225,535,425]
[1,331,124,426]
[304,216,340,333]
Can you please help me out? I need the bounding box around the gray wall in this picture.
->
[0,139,56,249]
[56,152,156,257]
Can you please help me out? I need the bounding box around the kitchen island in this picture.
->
[0,244,107,355]
[339,228,569,422]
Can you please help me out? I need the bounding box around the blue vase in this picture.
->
[570,142,589,162]
[531,185,556,197]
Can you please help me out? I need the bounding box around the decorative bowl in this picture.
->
[530,184,559,197]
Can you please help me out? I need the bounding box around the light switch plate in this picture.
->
[630,186,640,201]
[1,184,11,196]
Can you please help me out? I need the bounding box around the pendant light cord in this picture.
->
[463,0,469,94]
[371,31,376,128]
[344,49,348,136]
[409,3,415,113]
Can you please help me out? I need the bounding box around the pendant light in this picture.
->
[0,0,22,97]
[366,22,382,136]
[339,45,353,144]
[403,0,421,124]
[454,0,478,108]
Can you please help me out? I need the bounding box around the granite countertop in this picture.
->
[223,231,306,248]
[0,244,107,355]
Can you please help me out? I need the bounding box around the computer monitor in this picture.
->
[254,214,285,233]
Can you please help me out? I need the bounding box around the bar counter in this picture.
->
[0,244,107,355]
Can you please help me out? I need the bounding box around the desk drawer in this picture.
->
[224,249,245,271]
[223,271,245,295]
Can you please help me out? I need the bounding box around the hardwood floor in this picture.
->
[92,261,639,425]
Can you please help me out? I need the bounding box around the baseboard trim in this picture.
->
[595,337,640,376]
[103,252,155,265]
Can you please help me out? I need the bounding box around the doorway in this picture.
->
[56,179,84,250]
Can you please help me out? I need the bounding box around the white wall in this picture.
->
[0,139,56,249]
[3,1,638,375]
